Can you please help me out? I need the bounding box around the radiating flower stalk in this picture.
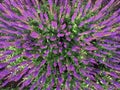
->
[0,0,120,90]
[101,0,120,12]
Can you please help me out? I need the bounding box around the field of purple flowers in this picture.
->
[0,0,120,90]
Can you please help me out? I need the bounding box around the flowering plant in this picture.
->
[0,0,120,89]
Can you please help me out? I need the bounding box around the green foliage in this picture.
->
[11,6,21,15]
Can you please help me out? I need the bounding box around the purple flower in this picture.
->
[30,31,40,39]
[0,0,120,90]
[67,64,75,71]
[51,21,57,29]
[57,33,64,37]
[39,24,43,29]
[0,63,8,69]
[66,5,71,17]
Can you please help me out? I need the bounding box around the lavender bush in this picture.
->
[0,0,120,90]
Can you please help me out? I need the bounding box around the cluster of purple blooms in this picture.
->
[0,0,120,90]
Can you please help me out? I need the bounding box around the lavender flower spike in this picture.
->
[0,0,120,90]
